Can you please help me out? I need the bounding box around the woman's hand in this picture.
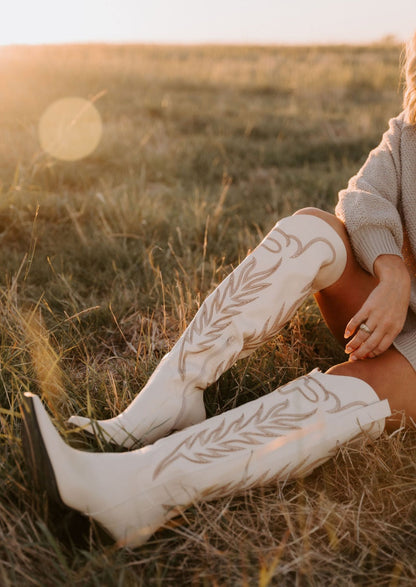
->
[344,255,411,361]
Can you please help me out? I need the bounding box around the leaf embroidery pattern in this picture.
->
[153,400,313,480]
[161,452,334,516]
[176,226,338,383]
[196,451,336,502]
[153,373,370,480]
[177,255,282,380]
[278,372,369,415]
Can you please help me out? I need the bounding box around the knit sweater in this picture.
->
[335,111,416,369]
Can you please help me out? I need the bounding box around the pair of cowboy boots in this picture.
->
[21,214,390,547]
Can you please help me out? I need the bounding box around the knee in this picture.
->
[294,207,339,227]
[326,360,375,389]
[326,362,354,378]
[294,207,349,244]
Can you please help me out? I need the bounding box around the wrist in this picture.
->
[374,254,410,283]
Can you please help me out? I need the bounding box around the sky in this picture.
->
[0,0,415,46]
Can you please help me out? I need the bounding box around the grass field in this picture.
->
[1,42,416,585]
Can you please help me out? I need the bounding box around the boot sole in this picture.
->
[21,394,66,508]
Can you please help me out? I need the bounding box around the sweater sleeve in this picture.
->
[335,114,404,275]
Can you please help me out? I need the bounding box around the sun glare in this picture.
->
[38,98,103,161]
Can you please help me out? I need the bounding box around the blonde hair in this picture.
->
[404,32,416,124]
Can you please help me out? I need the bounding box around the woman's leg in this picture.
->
[22,368,389,548]
[327,351,416,430]
[296,208,416,428]
[22,207,395,548]
[294,207,378,345]
[69,213,348,447]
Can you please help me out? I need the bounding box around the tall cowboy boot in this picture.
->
[68,215,347,447]
[22,369,390,548]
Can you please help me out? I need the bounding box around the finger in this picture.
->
[349,329,388,361]
[344,309,370,338]
[345,323,375,354]
[363,346,383,360]
[370,333,397,357]
[345,333,362,354]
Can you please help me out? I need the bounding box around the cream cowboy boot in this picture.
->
[22,369,390,548]
[68,214,347,447]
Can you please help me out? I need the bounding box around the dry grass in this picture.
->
[0,41,415,585]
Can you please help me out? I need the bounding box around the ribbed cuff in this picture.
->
[351,226,402,275]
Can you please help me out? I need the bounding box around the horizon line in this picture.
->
[0,35,405,50]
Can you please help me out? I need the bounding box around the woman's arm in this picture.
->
[344,254,411,360]
[335,114,405,275]
[335,114,412,360]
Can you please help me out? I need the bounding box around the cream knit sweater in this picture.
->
[335,111,416,369]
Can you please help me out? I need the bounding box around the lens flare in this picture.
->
[38,97,103,161]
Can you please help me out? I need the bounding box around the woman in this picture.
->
[22,33,416,548]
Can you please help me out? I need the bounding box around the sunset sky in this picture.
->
[0,0,415,46]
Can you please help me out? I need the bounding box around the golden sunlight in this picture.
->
[38,97,102,161]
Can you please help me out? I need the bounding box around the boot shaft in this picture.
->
[23,369,390,548]
[68,214,348,446]
[148,370,387,484]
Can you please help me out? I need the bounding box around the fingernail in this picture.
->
[345,345,352,353]
[350,355,357,362]
[344,329,351,338]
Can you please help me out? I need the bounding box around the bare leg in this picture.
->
[294,207,378,344]
[295,208,416,428]
[327,350,416,430]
